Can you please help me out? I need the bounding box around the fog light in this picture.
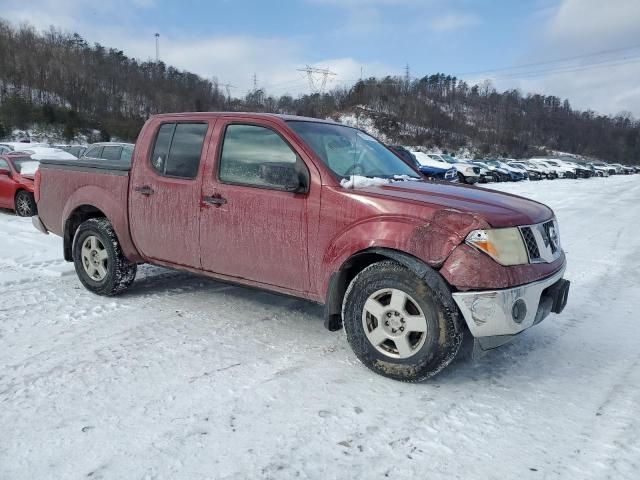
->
[512,299,527,324]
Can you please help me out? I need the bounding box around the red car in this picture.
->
[34,113,570,381]
[0,153,39,216]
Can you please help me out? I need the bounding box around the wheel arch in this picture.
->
[323,247,453,331]
[60,185,142,263]
[63,205,107,261]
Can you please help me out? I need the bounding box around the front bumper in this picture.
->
[452,265,569,348]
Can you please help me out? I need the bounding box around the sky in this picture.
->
[2,0,640,116]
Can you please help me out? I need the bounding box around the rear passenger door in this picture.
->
[129,121,212,268]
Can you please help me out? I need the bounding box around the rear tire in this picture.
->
[72,218,137,296]
[15,191,37,217]
[342,260,463,382]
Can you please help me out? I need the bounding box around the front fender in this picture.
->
[61,185,141,262]
[320,209,490,298]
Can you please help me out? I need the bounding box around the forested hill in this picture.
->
[1,20,638,163]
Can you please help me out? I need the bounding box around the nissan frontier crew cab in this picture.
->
[33,113,570,381]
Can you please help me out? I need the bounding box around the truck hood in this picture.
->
[355,181,553,228]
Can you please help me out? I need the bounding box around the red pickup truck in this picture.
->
[33,113,570,381]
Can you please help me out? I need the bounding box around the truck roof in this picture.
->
[150,112,338,125]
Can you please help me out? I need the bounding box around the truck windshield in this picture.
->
[287,121,420,180]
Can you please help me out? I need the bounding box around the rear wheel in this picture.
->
[15,191,37,217]
[72,218,137,296]
[342,260,463,382]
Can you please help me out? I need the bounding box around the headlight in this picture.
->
[464,166,475,174]
[466,228,529,266]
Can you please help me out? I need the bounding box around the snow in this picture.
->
[340,175,391,188]
[1,176,640,479]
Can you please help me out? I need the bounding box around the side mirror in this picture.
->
[259,162,306,192]
[0,168,11,176]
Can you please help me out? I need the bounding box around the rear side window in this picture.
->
[102,146,122,160]
[84,146,103,158]
[150,123,207,179]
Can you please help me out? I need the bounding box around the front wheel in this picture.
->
[72,218,137,296]
[342,260,463,382]
[15,191,37,217]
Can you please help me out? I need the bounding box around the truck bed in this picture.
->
[37,158,132,242]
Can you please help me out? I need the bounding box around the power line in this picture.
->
[455,42,640,77]
[472,54,640,82]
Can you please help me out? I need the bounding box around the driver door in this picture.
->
[199,119,311,292]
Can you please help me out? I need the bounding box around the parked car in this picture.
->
[81,142,135,164]
[54,144,87,158]
[608,163,624,174]
[0,152,40,216]
[508,161,543,180]
[12,147,77,161]
[469,161,498,183]
[528,159,559,179]
[483,159,526,181]
[535,159,576,179]
[586,162,609,177]
[472,161,505,182]
[562,160,592,178]
[0,142,49,151]
[34,113,570,382]
[622,165,635,175]
[426,153,481,184]
[388,146,457,182]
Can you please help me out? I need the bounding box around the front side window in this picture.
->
[287,121,419,180]
[0,159,8,169]
[150,123,207,178]
[102,146,123,160]
[219,124,304,190]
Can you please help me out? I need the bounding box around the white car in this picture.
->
[0,142,49,151]
[12,147,78,161]
[528,159,559,179]
[590,162,610,177]
[426,153,481,184]
[533,158,576,179]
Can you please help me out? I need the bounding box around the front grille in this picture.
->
[519,219,561,263]
[521,227,540,260]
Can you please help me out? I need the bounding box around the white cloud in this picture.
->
[484,0,640,116]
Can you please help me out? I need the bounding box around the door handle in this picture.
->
[203,195,227,206]
[134,185,155,196]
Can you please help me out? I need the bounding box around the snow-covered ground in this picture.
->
[1,176,639,479]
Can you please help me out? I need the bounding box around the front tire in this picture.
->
[72,218,137,296]
[342,260,463,382]
[15,191,37,217]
